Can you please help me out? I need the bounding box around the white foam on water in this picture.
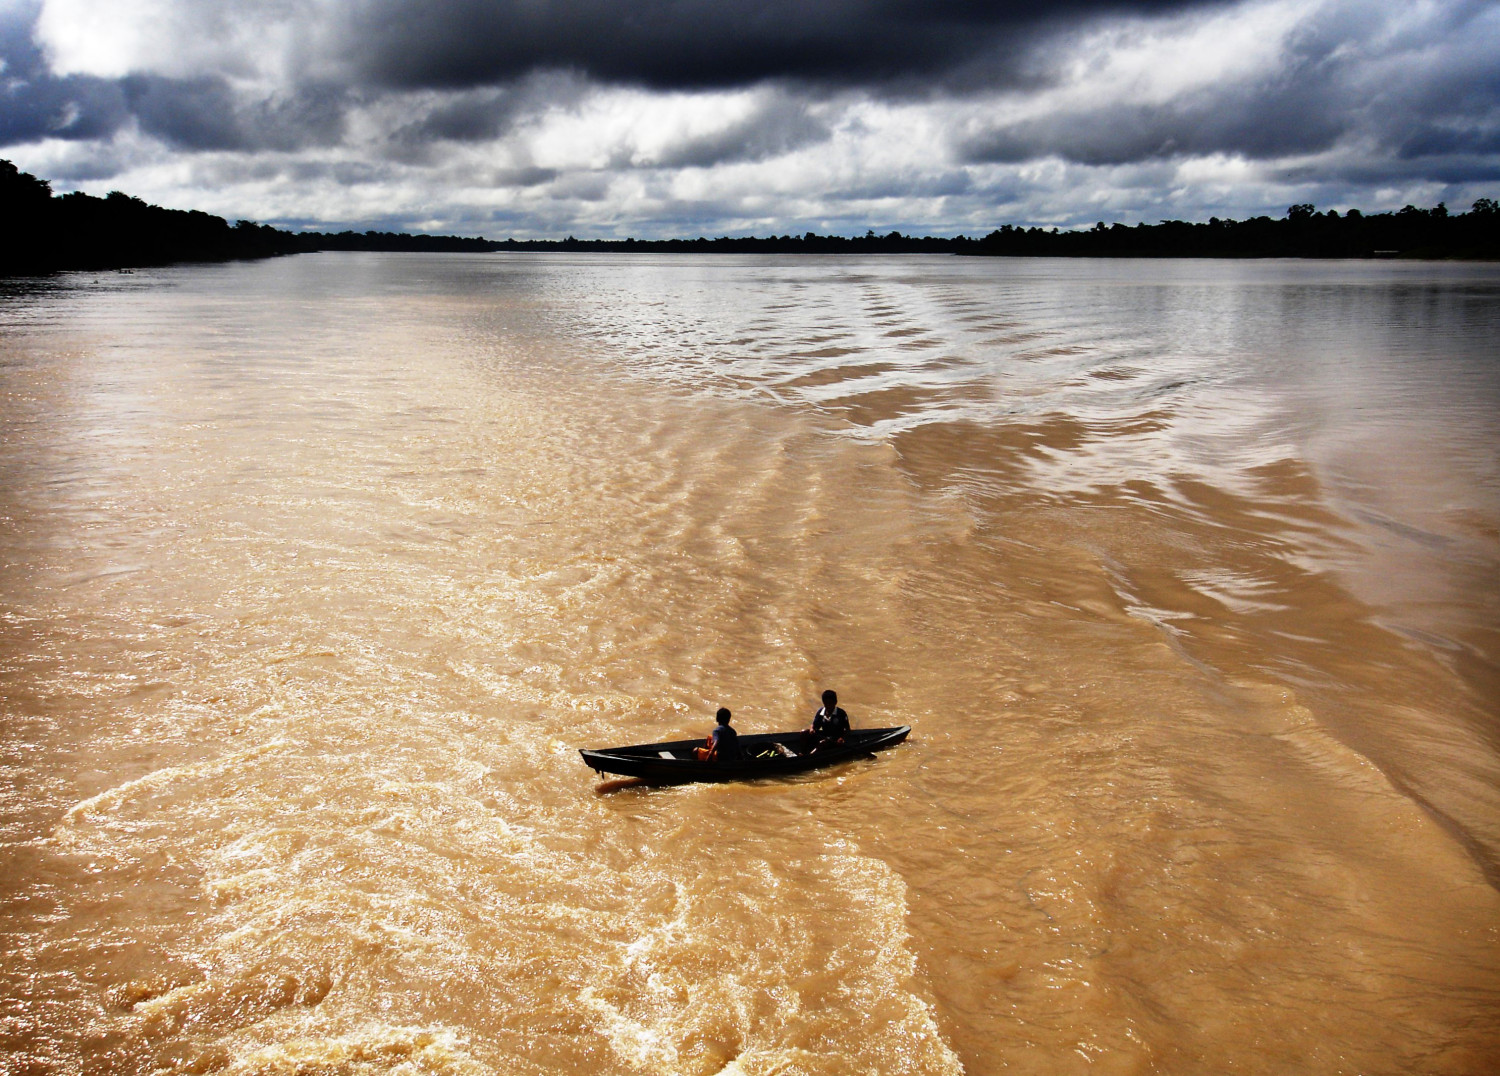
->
[52,716,963,1073]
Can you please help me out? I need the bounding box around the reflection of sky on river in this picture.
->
[516,256,1499,526]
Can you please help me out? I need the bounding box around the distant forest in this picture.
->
[3,159,1497,275]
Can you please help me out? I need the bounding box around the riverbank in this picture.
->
[5,160,1497,275]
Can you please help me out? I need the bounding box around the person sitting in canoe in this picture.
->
[803,689,851,753]
[694,707,743,763]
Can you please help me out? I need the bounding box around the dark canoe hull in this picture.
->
[580,726,911,783]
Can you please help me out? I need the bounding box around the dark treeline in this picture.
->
[4,158,1498,275]
[2,160,298,273]
[972,202,1500,259]
[311,230,494,253]
[0,160,489,274]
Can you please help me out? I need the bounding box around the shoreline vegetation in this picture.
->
[4,159,1497,276]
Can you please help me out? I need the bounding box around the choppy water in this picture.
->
[2,253,1498,1074]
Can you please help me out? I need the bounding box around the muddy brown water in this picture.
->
[2,254,1498,1074]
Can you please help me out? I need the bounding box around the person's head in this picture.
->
[716,707,732,725]
[822,689,837,708]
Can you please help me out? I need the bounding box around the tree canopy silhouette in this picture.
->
[969,202,1498,259]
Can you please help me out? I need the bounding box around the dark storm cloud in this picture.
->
[1301,153,1500,187]
[1399,124,1500,160]
[345,0,1226,92]
[9,0,1500,235]
[19,0,1484,179]
[0,5,125,146]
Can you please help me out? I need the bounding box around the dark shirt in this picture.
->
[811,705,850,740]
[709,723,741,761]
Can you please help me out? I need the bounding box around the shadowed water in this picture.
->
[2,254,1498,1074]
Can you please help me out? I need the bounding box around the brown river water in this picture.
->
[1,253,1498,1074]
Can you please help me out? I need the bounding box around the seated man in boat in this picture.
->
[803,689,851,753]
[694,707,743,763]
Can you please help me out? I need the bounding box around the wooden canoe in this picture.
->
[579,725,910,783]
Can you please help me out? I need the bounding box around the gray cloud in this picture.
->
[647,97,832,168]
[550,171,614,202]
[961,91,1350,168]
[399,90,519,145]
[392,73,593,146]
[120,76,350,152]
[960,0,1500,171]
[490,165,561,188]
[1,5,350,154]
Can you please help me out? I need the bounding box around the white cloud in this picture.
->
[35,0,340,85]
[1051,0,1305,109]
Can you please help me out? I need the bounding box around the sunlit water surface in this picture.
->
[2,253,1498,1074]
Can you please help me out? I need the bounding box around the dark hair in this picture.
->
[821,689,837,706]
[716,707,732,724]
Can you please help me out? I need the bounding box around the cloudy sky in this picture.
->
[2,0,1497,237]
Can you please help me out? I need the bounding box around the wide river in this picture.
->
[2,254,1498,1074]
